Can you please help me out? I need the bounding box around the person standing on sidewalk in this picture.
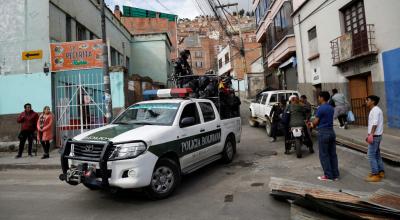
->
[16,103,39,158]
[37,106,53,159]
[365,95,384,182]
[270,98,286,142]
[331,89,349,129]
[308,91,339,181]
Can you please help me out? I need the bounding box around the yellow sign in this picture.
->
[22,50,43,60]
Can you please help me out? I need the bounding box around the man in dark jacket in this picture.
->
[270,98,286,142]
[16,103,39,158]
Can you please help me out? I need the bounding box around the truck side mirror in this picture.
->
[180,117,195,128]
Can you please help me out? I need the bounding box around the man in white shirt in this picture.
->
[365,95,384,182]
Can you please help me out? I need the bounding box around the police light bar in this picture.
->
[143,88,193,99]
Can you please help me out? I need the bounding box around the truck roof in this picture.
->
[260,90,299,94]
[137,98,213,105]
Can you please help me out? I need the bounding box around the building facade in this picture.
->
[292,0,400,128]
[0,0,172,142]
[131,33,172,86]
[118,6,178,60]
[254,0,298,91]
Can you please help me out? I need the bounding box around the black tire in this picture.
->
[221,135,236,163]
[265,119,272,137]
[295,139,302,158]
[145,158,181,200]
[83,182,100,190]
[248,118,259,127]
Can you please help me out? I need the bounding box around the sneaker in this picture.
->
[41,155,49,159]
[15,155,21,159]
[366,175,382,182]
[270,138,276,143]
[339,125,345,129]
[318,175,332,181]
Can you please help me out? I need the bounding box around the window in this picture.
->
[113,103,179,126]
[195,61,203,68]
[278,93,286,103]
[308,27,317,41]
[111,47,117,66]
[199,102,215,122]
[269,94,277,103]
[194,51,203,58]
[76,22,86,41]
[224,53,230,64]
[90,32,98,40]
[66,15,72,41]
[218,58,223,69]
[180,103,200,127]
[261,95,267,104]
[264,2,293,54]
[255,0,271,27]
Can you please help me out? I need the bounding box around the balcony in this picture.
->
[330,24,377,66]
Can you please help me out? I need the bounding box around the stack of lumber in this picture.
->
[269,177,400,220]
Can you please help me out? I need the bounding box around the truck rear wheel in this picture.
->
[146,158,181,200]
[221,135,236,163]
[265,119,272,137]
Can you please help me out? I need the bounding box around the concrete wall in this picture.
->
[110,71,125,108]
[130,34,171,85]
[0,0,50,75]
[0,73,52,115]
[251,57,264,73]
[217,46,232,76]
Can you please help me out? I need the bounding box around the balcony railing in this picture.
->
[330,24,377,65]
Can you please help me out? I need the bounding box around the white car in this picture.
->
[60,89,241,199]
[249,90,300,136]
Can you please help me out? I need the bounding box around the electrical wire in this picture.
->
[155,0,175,14]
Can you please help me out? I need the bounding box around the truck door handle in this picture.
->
[200,129,205,132]
[216,125,221,128]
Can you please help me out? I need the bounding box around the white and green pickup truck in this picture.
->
[60,89,241,199]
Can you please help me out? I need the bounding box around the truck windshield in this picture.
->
[113,103,180,126]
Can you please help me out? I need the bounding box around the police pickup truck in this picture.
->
[60,88,241,199]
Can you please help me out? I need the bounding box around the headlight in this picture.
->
[109,142,147,160]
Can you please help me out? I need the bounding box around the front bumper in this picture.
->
[60,140,158,189]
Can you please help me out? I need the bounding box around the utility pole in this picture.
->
[101,0,113,122]
[215,2,247,98]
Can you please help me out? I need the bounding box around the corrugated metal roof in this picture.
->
[122,6,177,21]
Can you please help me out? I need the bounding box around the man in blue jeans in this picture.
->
[365,95,384,182]
[308,91,339,181]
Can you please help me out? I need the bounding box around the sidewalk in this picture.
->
[0,150,61,170]
[335,125,400,162]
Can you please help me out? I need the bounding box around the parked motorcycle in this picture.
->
[287,125,314,158]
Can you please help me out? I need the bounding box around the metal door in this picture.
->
[55,69,106,147]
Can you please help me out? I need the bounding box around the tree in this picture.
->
[239,9,245,17]
[250,11,255,16]
[233,11,237,16]
[246,11,250,16]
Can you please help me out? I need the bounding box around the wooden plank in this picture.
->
[362,189,400,212]
[269,177,362,204]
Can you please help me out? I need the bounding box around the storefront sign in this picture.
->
[50,39,104,72]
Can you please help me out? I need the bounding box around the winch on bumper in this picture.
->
[59,139,157,189]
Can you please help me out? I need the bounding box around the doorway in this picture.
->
[348,72,372,126]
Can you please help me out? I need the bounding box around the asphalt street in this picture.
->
[0,102,399,220]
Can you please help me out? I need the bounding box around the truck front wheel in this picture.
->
[146,158,181,200]
[265,119,272,137]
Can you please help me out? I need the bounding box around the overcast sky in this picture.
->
[105,0,252,19]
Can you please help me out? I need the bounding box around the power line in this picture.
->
[155,0,174,14]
